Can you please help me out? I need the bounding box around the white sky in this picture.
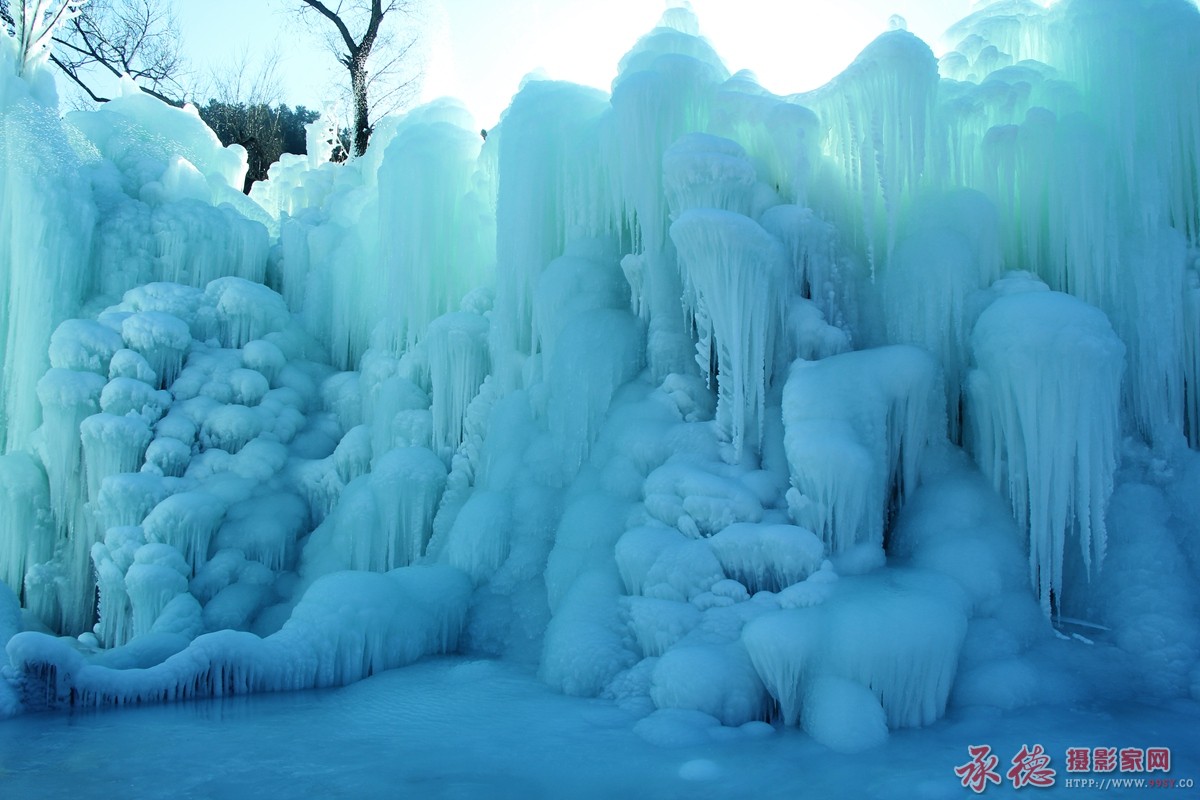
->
[176,0,977,129]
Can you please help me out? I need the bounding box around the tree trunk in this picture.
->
[299,0,388,156]
[351,57,371,158]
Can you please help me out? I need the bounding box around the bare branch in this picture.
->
[47,0,188,106]
[298,0,358,57]
[48,50,110,102]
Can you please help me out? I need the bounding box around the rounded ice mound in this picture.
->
[242,339,285,385]
[36,367,107,411]
[643,458,764,536]
[80,413,153,486]
[216,492,308,571]
[100,377,170,422]
[205,277,291,349]
[801,675,888,753]
[155,412,197,446]
[118,283,209,328]
[121,311,192,389]
[662,133,757,217]
[202,582,272,632]
[125,542,191,639]
[707,523,825,593]
[48,319,125,374]
[144,437,191,477]
[441,488,508,583]
[633,709,722,748]
[228,368,269,406]
[615,525,689,596]
[92,472,181,532]
[659,4,701,36]
[141,491,227,574]
[108,349,158,385]
[199,404,262,454]
[650,643,769,725]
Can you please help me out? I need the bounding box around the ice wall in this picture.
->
[941,0,1200,446]
[803,29,939,274]
[490,82,609,386]
[259,101,491,372]
[0,38,95,453]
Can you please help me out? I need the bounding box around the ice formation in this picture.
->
[967,288,1124,614]
[2,0,1199,761]
[782,346,943,555]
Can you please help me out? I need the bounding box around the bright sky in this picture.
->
[177,0,977,129]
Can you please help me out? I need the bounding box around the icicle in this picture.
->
[882,190,1003,441]
[967,289,1123,615]
[490,80,610,386]
[759,205,846,330]
[1185,269,1200,447]
[377,110,490,352]
[80,413,152,502]
[0,453,53,603]
[120,312,191,390]
[124,543,190,640]
[670,210,787,461]
[803,29,939,274]
[141,491,227,577]
[370,447,448,569]
[545,309,645,473]
[92,526,146,648]
[782,346,944,554]
[425,312,491,460]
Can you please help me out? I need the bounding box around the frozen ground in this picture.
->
[1,656,1196,799]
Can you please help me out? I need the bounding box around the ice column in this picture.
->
[0,453,53,602]
[804,30,938,272]
[34,368,105,631]
[491,80,610,386]
[609,11,729,377]
[377,110,489,351]
[370,447,448,568]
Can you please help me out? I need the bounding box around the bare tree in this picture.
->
[3,0,186,104]
[198,50,320,192]
[49,0,186,105]
[296,0,419,157]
